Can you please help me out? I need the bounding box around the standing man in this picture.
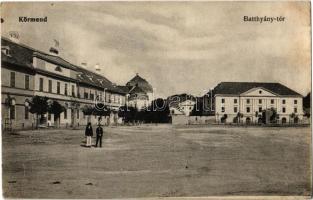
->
[85,122,93,147]
[95,124,103,148]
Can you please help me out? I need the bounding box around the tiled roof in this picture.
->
[117,85,131,93]
[213,82,302,96]
[126,74,153,93]
[1,37,126,94]
[33,51,77,70]
[75,66,125,94]
[129,86,146,94]
[1,38,35,70]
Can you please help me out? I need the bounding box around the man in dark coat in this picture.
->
[95,124,103,148]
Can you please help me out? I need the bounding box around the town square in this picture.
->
[3,125,311,198]
[1,1,311,199]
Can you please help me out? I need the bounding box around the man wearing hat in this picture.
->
[95,123,104,148]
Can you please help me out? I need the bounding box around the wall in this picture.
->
[172,115,215,125]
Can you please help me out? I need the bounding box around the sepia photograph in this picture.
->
[1,1,312,199]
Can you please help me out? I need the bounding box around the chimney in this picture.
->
[49,39,59,55]
[9,31,20,43]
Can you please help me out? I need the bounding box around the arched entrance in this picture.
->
[246,117,251,124]
[282,117,287,124]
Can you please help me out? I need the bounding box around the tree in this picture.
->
[93,103,110,117]
[190,99,204,116]
[269,108,279,123]
[29,96,49,128]
[235,112,243,124]
[48,100,65,128]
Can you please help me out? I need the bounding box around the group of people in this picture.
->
[85,122,104,148]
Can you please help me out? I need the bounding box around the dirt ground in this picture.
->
[2,125,311,198]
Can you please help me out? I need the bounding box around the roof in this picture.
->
[75,65,125,94]
[33,51,77,70]
[213,82,302,97]
[1,37,126,94]
[117,85,131,93]
[1,37,35,70]
[167,93,196,108]
[126,74,153,93]
[129,86,147,94]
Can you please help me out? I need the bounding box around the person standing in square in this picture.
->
[96,124,103,148]
[85,122,93,147]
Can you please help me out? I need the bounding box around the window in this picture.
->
[25,75,29,90]
[246,99,250,104]
[294,107,297,113]
[90,93,94,100]
[84,92,89,99]
[271,99,274,104]
[77,87,80,98]
[259,90,262,94]
[24,106,29,119]
[57,82,60,94]
[77,110,79,119]
[48,80,52,93]
[64,84,68,96]
[294,100,297,104]
[72,85,75,97]
[55,66,62,72]
[259,99,262,104]
[10,72,15,87]
[234,107,238,113]
[10,106,15,120]
[2,46,11,56]
[259,107,262,112]
[221,98,225,103]
[221,107,225,112]
[48,113,51,120]
[282,99,286,104]
[234,99,238,104]
[39,78,44,92]
[282,107,286,113]
[246,107,250,113]
[64,109,67,119]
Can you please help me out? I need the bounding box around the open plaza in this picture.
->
[2,125,311,199]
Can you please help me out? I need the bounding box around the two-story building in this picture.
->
[1,36,126,130]
[212,82,304,124]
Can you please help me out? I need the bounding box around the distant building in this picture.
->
[118,73,154,110]
[168,94,196,116]
[211,82,304,124]
[1,36,126,130]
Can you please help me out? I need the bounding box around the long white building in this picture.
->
[212,82,304,124]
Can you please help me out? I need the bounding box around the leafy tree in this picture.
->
[47,100,65,128]
[29,96,49,128]
[93,103,110,117]
[82,105,93,115]
[190,99,203,116]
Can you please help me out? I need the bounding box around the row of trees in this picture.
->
[118,98,171,123]
[29,96,65,128]
[28,96,172,128]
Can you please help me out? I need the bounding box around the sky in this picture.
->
[1,1,311,98]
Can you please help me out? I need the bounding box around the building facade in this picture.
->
[118,73,154,110]
[212,82,304,124]
[1,37,126,130]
